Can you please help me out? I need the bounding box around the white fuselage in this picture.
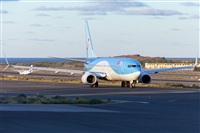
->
[17,70,32,75]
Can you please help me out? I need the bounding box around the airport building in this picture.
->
[145,63,200,69]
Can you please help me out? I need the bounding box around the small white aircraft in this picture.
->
[4,21,198,88]
[15,65,33,75]
[3,54,34,75]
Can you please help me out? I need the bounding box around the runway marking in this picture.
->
[132,101,150,104]
[0,104,118,113]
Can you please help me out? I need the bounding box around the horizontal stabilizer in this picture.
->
[48,56,85,62]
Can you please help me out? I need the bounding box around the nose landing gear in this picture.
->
[121,80,136,88]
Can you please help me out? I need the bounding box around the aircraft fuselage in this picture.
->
[85,57,142,81]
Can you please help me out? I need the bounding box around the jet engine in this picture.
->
[81,72,97,84]
[138,73,152,84]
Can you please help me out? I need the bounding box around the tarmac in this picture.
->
[0,80,200,133]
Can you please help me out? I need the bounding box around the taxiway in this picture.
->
[0,80,199,133]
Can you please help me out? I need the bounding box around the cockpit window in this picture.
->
[128,65,141,68]
[128,65,136,68]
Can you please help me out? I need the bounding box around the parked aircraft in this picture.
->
[15,65,33,75]
[4,21,198,88]
[3,55,34,75]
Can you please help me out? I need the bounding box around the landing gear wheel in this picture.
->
[131,83,136,89]
[94,82,99,87]
[126,81,130,88]
[121,81,125,87]
[90,82,99,88]
[131,80,137,89]
[90,84,94,88]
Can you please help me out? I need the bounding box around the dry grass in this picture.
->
[0,94,110,104]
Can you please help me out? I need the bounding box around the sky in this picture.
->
[0,0,199,58]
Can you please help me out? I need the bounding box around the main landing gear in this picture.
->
[90,81,99,88]
[121,81,136,88]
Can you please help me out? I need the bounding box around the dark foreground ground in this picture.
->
[0,80,200,133]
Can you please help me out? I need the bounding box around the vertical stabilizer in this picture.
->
[85,21,97,58]
[30,65,33,73]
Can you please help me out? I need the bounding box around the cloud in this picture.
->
[35,13,51,17]
[1,0,19,1]
[171,28,180,31]
[8,38,18,41]
[2,21,15,24]
[179,14,200,20]
[79,11,107,16]
[34,6,67,11]
[34,1,147,12]
[0,10,8,14]
[28,39,55,42]
[119,9,182,16]
[150,17,165,19]
[181,2,200,7]
[30,23,51,27]
[33,1,148,15]
[33,1,183,17]
[30,24,43,27]
[26,31,35,34]
[54,16,64,19]
[81,17,99,20]
[63,26,73,29]
[189,14,200,19]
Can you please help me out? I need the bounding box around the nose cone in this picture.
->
[132,71,141,80]
[136,71,141,77]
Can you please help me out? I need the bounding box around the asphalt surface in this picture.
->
[0,80,200,133]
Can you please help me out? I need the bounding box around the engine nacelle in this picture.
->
[138,73,152,84]
[81,72,97,84]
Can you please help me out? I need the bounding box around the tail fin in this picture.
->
[30,65,33,73]
[85,21,97,58]
[194,55,198,67]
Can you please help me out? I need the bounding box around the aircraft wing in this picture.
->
[13,65,85,74]
[142,57,198,74]
[12,65,107,77]
[142,66,195,74]
[48,56,86,62]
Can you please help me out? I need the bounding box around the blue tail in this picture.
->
[85,21,97,58]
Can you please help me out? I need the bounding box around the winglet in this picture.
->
[194,55,198,67]
[3,52,10,71]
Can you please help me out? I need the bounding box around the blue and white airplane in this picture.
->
[8,21,198,88]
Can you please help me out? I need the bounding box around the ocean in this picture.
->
[0,58,86,64]
[0,57,196,64]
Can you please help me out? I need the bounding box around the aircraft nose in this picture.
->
[136,71,141,77]
[133,71,141,80]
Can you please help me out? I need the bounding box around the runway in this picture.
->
[0,80,200,133]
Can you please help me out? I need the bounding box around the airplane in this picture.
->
[4,21,198,88]
[3,53,34,75]
[15,65,33,75]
